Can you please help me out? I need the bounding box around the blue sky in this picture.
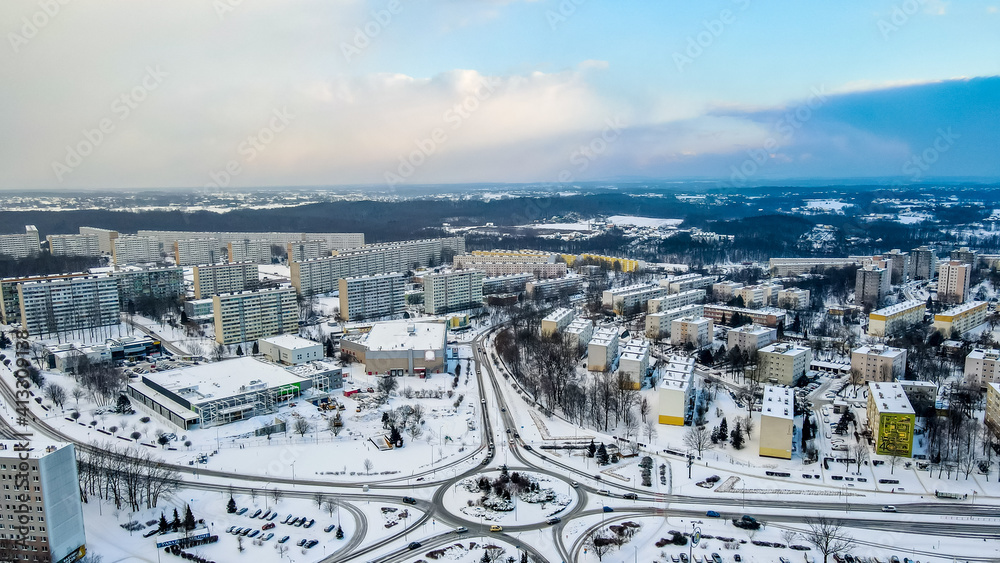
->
[0,0,997,189]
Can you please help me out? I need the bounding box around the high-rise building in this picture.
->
[192,262,260,300]
[111,266,184,308]
[112,235,162,265]
[212,287,298,345]
[759,385,794,459]
[950,246,978,265]
[138,230,363,252]
[564,319,593,351]
[174,238,221,266]
[985,382,1000,440]
[937,260,972,304]
[228,239,273,264]
[422,270,483,314]
[884,249,910,284]
[481,273,532,295]
[855,265,891,308]
[587,327,619,372]
[46,234,101,257]
[0,226,41,259]
[963,348,1000,389]
[1,272,90,325]
[657,356,694,425]
[18,275,121,337]
[619,340,650,389]
[867,382,915,457]
[909,245,937,280]
[286,240,327,262]
[0,441,86,563]
[79,226,120,254]
[338,273,407,321]
[851,345,907,383]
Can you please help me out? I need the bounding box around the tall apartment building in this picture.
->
[758,343,812,385]
[481,273,532,295]
[286,240,327,262]
[112,235,162,265]
[1,272,90,325]
[670,316,713,349]
[46,234,101,257]
[985,382,1000,439]
[937,260,972,304]
[768,257,860,277]
[18,275,120,337]
[867,300,925,337]
[712,281,744,302]
[587,327,619,372]
[338,273,407,321]
[467,250,558,263]
[619,340,650,389]
[138,230,364,252]
[452,261,566,278]
[964,348,1000,389]
[193,262,260,299]
[0,441,86,563]
[354,237,466,270]
[0,226,41,259]
[759,385,794,459]
[950,246,978,265]
[525,276,583,299]
[422,270,484,314]
[174,238,220,266]
[657,356,694,425]
[111,266,184,308]
[909,245,937,280]
[933,301,988,338]
[563,253,642,273]
[776,288,810,310]
[541,308,576,337]
[564,319,593,351]
[727,324,777,352]
[855,265,891,308]
[851,345,907,383]
[645,304,705,340]
[884,249,910,284]
[647,289,706,313]
[212,287,298,345]
[79,226,120,254]
[228,239,273,264]
[867,382,915,457]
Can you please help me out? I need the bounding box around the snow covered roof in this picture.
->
[0,441,73,460]
[144,357,308,404]
[868,382,915,414]
[352,321,446,352]
[259,334,321,351]
[762,385,793,420]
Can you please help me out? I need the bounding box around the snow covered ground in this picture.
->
[607,215,684,228]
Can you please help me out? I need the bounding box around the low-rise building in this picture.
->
[258,334,323,365]
[661,273,715,294]
[726,324,777,353]
[768,257,860,277]
[758,343,811,385]
[183,298,214,323]
[618,340,650,389]
[647,289,706,313]
[964,348,1000,389]
[736,283,783,308]
[541,307,576,337]
[481,273,532,295]
[712,281,743,302]
[657,356,694,425]
[670,316,713,349]
[759,385,794,459]
[645,303,705,339]
[339,321,446,376]
[587,327,620,372]
[603,283,667,314]
[867,300,926,337]
[777,288,810,310]
[933,301,988,338]
[851,345,907,383]
[704,304,786,327]
[867,381,915,457]
[525,275,583,299]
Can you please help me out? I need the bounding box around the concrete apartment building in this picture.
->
[712,281,743,302]
[934,301,988,338]
[661,273,714,294]
[909,245,937,280]
[258,334,323,365]
[867,300,926,337]
[79,226,120,254]
[563,253,642,273]
[647,289,706,313]
[964,348,1000,389]
[193,262,260,300]
[657,355,695,425]
[759,343,812,385]
[884,249,910,284]
[602,283,667,312]
[587,327,620,372]
[867,381,916,457]
[776,288,810,310]
[855,265,891,308]
[937,260,972,304]
[619,340,650,389]
[950,246,978,265]
[138,230,364,252]
[768,257,860,277]
[727,324,777,352]
[0,441,86,563]
[1,272,90,325]
[183,298,214,322]
[481,273,532,295]
[851,345,907,383]
[564,318,593,351]
[465,250,558,263]
[212,287,298,345]
[986,382,1000,439]
[111,266,184,308]
[670,316,713,349]
[422,269,484,314]
[174,238,221,266]
[286,240,327,262]
[541,308,576,337]
[228,239,273,264]
[0,226,41,259]
[338,273,407,321]
[46,234,101,257]
[18,275,120,337]
[759,385,794,459]
[736,283,783,308]
[704,304,786,328]
[645,303,705,339]
[525,275,583,299]
[452,261,566,278]
[112,235,162,265]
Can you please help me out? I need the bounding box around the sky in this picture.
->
[0,0,998,190]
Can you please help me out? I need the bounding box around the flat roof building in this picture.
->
[856,265,891,309]
[985,382,1000,440]
[933,301,987,338]
[851,345,907,383]
[727,324,777,352]
[603,283,667,314]
[704,304,786,328]
[193,262,260,300]
[183,298,214,323]
[619,340,650,389]
[541,308,576,337]
[18,275,121,338]
[657,356,694,425]
[138,230,364,252]
[228,239,273,264]
[712,281,743,302]
[647,289,706,313]
[112,235,161,266]
[340,321,446,376]
[670,316,713,349]
[174,238,221,266]
[46,233,101,257]
[937,260,972,304]
[759,385,794,459]
[759,343,811,386]
[338,273,407,321]
[79,226,120,254]
[645,304,704,340]
[964,348,1000,389]
[212,287,298,345]
[868,300,926,338]
[1,272,90,325]
[565,318,594,352]
[0,226,40,259]
[909,245,937,281]
[258,334,323,365]
[481,272,532,295]
[525,275,583,300]
[111,266,184,308]
[867,381,915,457]
[587,327,620,372]
[768,257,860,277]
[286,240,327,262]
[423,269,484,314]
[777,288,810,310]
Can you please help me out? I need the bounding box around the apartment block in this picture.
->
[884,249,910,284]
[909,245,937,280]
[726,324,777,352]
[704,304,786,328]
[768,257,860,277]
[481,273,532,295]
[79,226,120,254]
[422,269,484,314]
[212,287,298,345]
[645,304,705,340]
[541,307,576,337]
[759,343,811,385]
[855,265,891,308]
[525,275,583,299]
[18,275,120,337]
[112,235,162,265]
[174,238,221,266]
[712,281,744,302]
[111,266,184,308]
[0,226,41,259]
[286,240,327,262]
[934,301,988,338]
[193,262,260,300]
[452,261,566,278]
[736,283,783,308]
[138,230,364,252]
[563,253,642,273]
[228,239,273,264]
[183,298,214,322]
[466,250,559,263]
[867,300,926,337]
[851,345,907,383]
[1,272,89,325]
[759,385,794,459]
[338,273,407,321]
[564,319,593,351]
[603,283,667,314]
[46,234,101,257]
[867,381,915,457]
[776,288,810,310]
[670,316,713,349]
[619,340,650,389]
[647,289,706,313]
[964,348,1000,389]
[587,327,620,372]
[0,441,86,563]
[657,356,694,425]
[937,260,972,303]
[950,246,978,265]
[985,382,1000,439]
[661,273,715,294]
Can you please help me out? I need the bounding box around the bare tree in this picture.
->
[293,418,311,437]
[71,386,85,407]
[683,425,714,456]
[270,488,283,504]
[888,454,901,475]
[363,458,374,475]
[377,375,399,395]
[323,499,338,518]
[313,493,327,510]
[803,517,854,563]
[585,530,615,562]
[642,418,658,443]
[328,416,344,437]
[44,383,67,409]
[781,529,798,546]
[851,444,869,474]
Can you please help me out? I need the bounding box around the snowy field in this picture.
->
[607,215,684,228]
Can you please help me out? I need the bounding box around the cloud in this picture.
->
[578,59,609,71]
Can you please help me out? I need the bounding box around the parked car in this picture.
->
[237,508,248,515]
[262,533,274,541]
[401,496,417,505]
[240,528,251,536]
[142,528,159,538]
[278,535,290,543]
[260,509,271,519]
[282,514,293,524]
[225,526,236,534]
[325,524,336,533]
[305,540,318,548]
[268,512,278,521]
[251,509,262,518]
[408,541,422,550]
[304,519,315,528]
[733,555,742,562]
[711,553,723,563]
[248,530,260,538]
[263,522,275,530]
[294,518,305,527]
[455,526,468,533]
[296,538,307,547]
